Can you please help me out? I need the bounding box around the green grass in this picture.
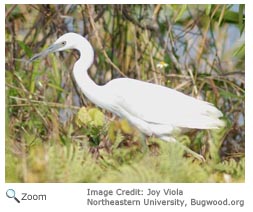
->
[5,4,245,183]
[5,106,244,183]
[5,134,245,183]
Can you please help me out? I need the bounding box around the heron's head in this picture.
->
[29,33,81,62]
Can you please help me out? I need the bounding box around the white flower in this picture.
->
[156,61,168,68]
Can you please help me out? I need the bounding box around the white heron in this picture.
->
[30,32,225,161]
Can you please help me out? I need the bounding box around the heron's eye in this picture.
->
[61,41,66,46]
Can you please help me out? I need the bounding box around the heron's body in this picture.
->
[30,32,224,159]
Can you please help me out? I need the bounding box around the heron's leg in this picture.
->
[138,133,149,152]
[178,143,205,162]
[159,136,177,143]
[160,136,205,162]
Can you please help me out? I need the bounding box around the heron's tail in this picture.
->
[203,103,225,129]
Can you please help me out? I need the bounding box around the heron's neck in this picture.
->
[73,39,105,107]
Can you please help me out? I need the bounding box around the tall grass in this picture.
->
[5,4,244,182]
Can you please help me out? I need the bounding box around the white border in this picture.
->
[3,0,248,4]
[2,1,252,212]
[244,1,252,184]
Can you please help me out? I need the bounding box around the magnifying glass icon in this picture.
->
[6,189,20,203]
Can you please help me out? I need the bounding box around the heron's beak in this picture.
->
[29,43,62,62]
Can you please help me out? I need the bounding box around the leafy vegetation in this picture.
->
[5,4,244,182]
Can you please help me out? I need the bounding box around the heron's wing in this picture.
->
[106,78,223,129]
